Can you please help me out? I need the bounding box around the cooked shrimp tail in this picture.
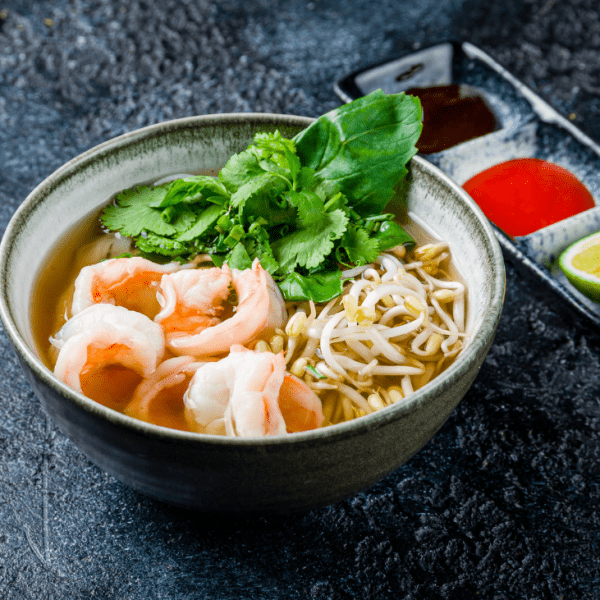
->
[227,346,288,437]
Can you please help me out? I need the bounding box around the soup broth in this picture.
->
[32,205,468,433]
[31,207,133,369]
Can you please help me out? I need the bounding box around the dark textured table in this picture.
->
[1,1,600,598]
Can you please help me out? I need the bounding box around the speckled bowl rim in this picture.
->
[0,112,506,449]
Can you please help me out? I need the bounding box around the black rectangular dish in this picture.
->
[334,41,600,331]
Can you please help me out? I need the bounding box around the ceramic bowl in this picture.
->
[0,113,505,514]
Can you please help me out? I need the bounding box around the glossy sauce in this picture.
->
[406,85,498,154]
[462,158,596,237]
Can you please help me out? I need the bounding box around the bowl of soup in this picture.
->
[0,112,505,513]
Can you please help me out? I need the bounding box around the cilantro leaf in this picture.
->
[227,242,253,270]
[219,149,264,190]
[341,224,381,265]
[239,226,280,274]
[297,166,317,191]
[272,209,348,272]
[249,239,279,274]
[153,176,229,208]
[135,232,196,257]
[168,207,204,233]
[284,146,301,188]
[101,186,178,237]
[253,131,297,169]
[285,190,326,229]
[177,204,223,242]
[231,172,287,210]
[258,159,290,178]
[233,173,295,227]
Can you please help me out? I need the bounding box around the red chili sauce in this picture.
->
[462,158,596,237]
[406,84,498,154]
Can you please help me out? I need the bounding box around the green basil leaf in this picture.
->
[293,90,422,216]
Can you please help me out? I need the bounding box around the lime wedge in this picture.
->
[559,231,600,302]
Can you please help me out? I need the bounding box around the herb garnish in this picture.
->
[101,90,422,302]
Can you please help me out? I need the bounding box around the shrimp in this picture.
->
[183,345,324,436]
[278,374,325,433]
[124,356,208,431]
[154,266,232,340]
[52,304,165,409]
[71,257,180,319]
[158,259,287,357]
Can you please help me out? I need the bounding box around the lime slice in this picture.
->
[559,231,600,302]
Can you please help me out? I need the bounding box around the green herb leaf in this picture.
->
[218,149,264,190]
[341,224,382,265]
[253,131,297,169]
[231,172,288,210]
[272,209,348,272]
[101,186,177,237]
[294,90,422,215]
[285,190,326,229]
[227,242,253,270]
[135,232,196,257]
[306,364,326,379]
[371,220,416,252]
[100,91,423,302]
[176,204,223,242]
[278,270,345,302]
[153,176,229,208]
[284,146,301,189]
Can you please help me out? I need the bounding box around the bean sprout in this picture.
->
[279,238,468,426]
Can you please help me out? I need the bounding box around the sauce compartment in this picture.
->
[335,41,600,330]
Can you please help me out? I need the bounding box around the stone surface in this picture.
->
[1,0,600,598]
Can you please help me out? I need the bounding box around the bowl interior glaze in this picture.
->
[0,113,505,513]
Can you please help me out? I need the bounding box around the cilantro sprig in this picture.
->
[100,90,422,302]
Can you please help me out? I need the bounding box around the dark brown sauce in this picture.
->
[406,84,498,154]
